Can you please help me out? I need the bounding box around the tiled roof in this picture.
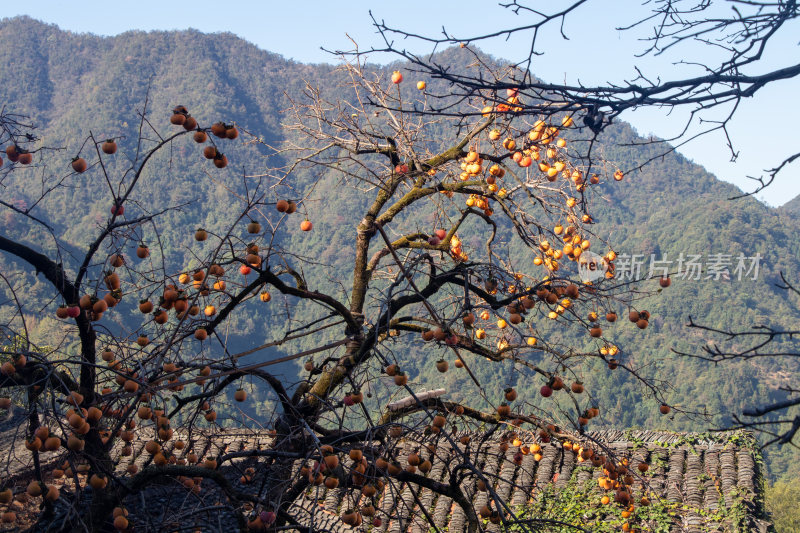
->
[290,429,772,533]
[0,409,772,532]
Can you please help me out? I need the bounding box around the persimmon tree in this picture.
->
[0,58,668,532]
[357,0,800,454]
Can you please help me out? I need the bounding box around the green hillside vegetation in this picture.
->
[1,16,798,484]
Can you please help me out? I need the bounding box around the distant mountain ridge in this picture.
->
[779,194,800,215]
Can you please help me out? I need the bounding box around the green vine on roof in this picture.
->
[621,429,760,455]
[508,476,751,532]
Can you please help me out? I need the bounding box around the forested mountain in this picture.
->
[1,16,798,480]
[779,194,800,216]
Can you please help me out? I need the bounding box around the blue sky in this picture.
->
[5,1,799,206]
